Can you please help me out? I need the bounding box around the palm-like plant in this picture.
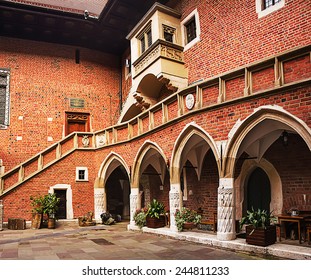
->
[240,207,276,234]
[146,199,165,219]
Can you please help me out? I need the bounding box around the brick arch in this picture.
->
[170,122,220,184]
[224,105,311,177]
[131,140,168,189]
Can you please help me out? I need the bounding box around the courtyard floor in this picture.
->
[0,220,310,260]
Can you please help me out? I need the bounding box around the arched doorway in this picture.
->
[246,167,271,213]
[105,165,130,219]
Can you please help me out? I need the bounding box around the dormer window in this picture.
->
[137,22,152,54]
[163,25,175,43]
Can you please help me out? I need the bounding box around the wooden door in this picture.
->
[55,190,67,219]
[247,167,271,212]
[65,112,90,136]
[67,121,86,134]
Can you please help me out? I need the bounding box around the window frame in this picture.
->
[75,167,89,182]
[163,24,176,43]
[137,22,152,55]
[256,0,285,18]
[181,9,200,51]
[0,68,10,128]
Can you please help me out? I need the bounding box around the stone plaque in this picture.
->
[70,98,85,108]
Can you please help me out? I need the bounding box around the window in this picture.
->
[125,56,131,78]
[163,25,176,43]
[137,23,152,54]
[76,167,88,181]
[264,0,281,9]
[256,0,285,18]
[181,9,200,51]
[185,18,196,44]
[0,69,10,128]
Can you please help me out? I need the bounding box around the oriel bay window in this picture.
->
[137,23,152,54]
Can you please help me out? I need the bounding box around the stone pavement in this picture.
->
[0,221,271,260]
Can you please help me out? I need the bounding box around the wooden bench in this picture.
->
[198,212,217,232]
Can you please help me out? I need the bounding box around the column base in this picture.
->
[217,232,236,241]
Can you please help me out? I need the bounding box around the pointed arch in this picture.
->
[170,122,220,183]
[224,105,311,177]
[132,140,168,188]
[98,152,130,185]
[235,158,283,219]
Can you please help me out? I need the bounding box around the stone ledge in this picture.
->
[128,224,311,260]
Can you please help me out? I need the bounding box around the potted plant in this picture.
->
[240,207,277,246]
[174,207,202,232]
[133,208,147,229]
[43,193,60,229]
[30,195,45,229]
[145,199,166,228]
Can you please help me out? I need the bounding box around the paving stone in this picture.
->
[0,221,306,260]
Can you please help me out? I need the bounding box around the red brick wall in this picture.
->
[0,37,120,171]
[264,135,311,212]
[284,54,311,84]
[1,0,311,222]
[2,84,311,221]
[167,0,311,84]
[2,150,97,221]
[183,151,219,222]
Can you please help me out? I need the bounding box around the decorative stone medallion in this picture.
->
[185,94,195,110]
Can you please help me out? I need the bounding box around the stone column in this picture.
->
[94,188,106,220]
[169,183,182,232]
[130,188,139,225]
[0,200,3,231]
[217,178,236,240]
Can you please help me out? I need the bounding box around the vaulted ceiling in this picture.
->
[0,0,168,54]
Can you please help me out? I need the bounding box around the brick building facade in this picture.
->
[0,0,310,242]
